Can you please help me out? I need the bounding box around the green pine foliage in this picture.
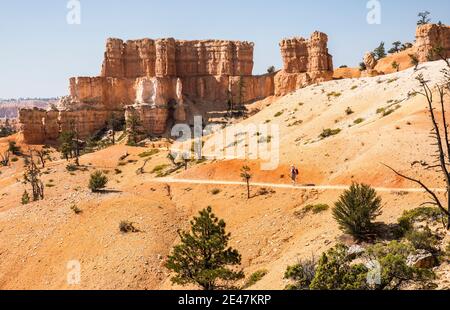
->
[21,190,30,205]
[88,171,108,192]
[309,244,368,290]
[165,207,244,290]
[285,242,434,290]
[332,183,382,240]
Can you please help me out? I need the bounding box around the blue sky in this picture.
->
[0,0,449,98]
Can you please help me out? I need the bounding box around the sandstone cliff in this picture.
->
[415,23,450,62]
[101,38,254,78]
[20,33,333,144]
[275,32,333,96]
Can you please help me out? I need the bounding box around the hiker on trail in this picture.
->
[290,164,299,186]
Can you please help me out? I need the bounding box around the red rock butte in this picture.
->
[18,32,334,144]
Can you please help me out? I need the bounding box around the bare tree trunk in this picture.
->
[447,196,450,230]
[384,74,450,230]
[246,180,250,199]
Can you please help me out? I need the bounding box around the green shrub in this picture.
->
[309,244,368,290]
[11,157,18,162]
[243,270,268,289]
[274,111,284,117]
[71,205,82,214]
[119,153,129,161]
[366,241,434,289]
[319,128,341,139]
[21,190,30,205]
[354,118,365,124]
[66,164,78,172]
[405,227,439,253]
[305,242,434,290]
[138,149,160,158]
[387,78,398,84]
[284,258,317,290]
[327,91,342,98]
[382,109,395,117]
[397,207,447,233]
[88,171,108,192]
[304,204,330,214]
[211,188,221,195]
[8,141,21,155]
[119,220,138,233]
[257,187,275,196]
[258,135,272,144]
[152,164,169,174]
[332,183,382,240]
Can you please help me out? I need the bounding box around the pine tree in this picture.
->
[166,207,244,290]
[59,130,76,161]
[332,183,382,240]
[88,171,108,192]
[8,141,21,156]
[388,41,402,54]
[21,190,30,205]
[240,166,252,199]
[126,112,142,145]
[417,11,431,25]
[392,61,400,72]
[409,54,420,71]
[267,66,276,74]
[373,42,386,60]
[23,151,44,201]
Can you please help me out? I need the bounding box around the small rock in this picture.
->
[407,250,437,269]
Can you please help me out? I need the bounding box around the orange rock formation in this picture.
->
[19,33,333,144]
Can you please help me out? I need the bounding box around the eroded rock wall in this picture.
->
[275,32,333,96]
[19,109,47,144]
[20,32,334,143]
[415,24,450,62]
[68,77,135,110]
[101,38,254,79]
[19,108,113,144]
[279,32,333,73]
[125,105,169,138]
[229,75,275,104]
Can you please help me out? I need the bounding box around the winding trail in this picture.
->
[153,177,447,193]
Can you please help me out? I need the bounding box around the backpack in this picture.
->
[295,168,299,175]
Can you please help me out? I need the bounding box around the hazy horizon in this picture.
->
[1,0,450,98]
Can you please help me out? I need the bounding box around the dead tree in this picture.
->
[33,148,50,168]
[136,158,151,175]
[385,72,450,229]
[240,165,252,199]
[23,151,44,201]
